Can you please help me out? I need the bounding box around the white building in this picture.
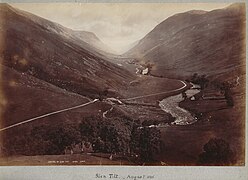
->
[142,68,149,75]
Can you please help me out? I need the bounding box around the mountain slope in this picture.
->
[0,64,90,128]
[72,30,115,54]
[124,3,246,79]
[0,4,134,99]
[0,4,136,155]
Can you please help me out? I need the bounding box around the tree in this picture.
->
[224,89,234,107]
[182,91,187,100]
[79,116,129,154]
[79,117,99,141]
[93,137,105,153]
[190,73,209,90]
[130,126,162,163]
[198,138,236,165]
[212,80,234,107]
[29,124,81,155]
[99,124,120,153]
[198,75,209,90]
[192,73,198,82]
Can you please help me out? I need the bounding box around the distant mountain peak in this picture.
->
[72,30,116,54]
[74,30,100,41]
[225,2,245,11]
[187,10,207,15]
[0,3,12,9]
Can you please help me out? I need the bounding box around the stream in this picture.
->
[159,83,201,126]
[133,63,201,126]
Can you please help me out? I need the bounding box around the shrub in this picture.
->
[79,116,130,154]
[198,138,236,165]
[190,73,209,89]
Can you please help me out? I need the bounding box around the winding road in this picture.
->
[0,80,187,132]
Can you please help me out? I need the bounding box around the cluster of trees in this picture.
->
[4,124,81,156]
[79,116,129,154]
[130,124,162,163]
[144,62,154,70]
[213,80,234,107]
[4,117,129,156]
[3,116,163,164]
[6,119,237,165]
[189,73,234,106]
[198,138,236,165]
[189,73,209,90]
[219,81,234,106]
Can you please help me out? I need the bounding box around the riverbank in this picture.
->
[159,84,200,125]
[105,75,191,123]
[158,78,245,165]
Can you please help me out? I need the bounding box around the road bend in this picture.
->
[0,80,187,132]
[0,99,99,132]
[122,80,187,101]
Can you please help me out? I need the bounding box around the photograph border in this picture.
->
[0,0,247,179]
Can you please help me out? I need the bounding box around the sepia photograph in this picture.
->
[0,1,246,167]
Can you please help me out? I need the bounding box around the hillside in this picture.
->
[0,3,135,147]
[72,30,115,54]
[124,3,246,80]
[0,4,134,99]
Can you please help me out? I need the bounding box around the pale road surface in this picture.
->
[121,80,187,101]
[0,99,99,132]
[0,80,187,132]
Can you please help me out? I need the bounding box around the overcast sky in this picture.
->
[12,3,231,54]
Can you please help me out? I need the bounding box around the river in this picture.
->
[159,83,201,125]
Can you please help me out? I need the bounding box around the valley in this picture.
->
[0,3,245,166]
